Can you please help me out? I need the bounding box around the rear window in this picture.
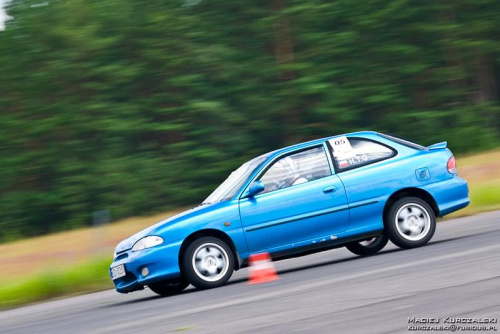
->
[377,133,425,150]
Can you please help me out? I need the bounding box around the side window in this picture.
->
[330,137,395,171]
[259,146,331,194]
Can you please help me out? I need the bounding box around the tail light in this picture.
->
[447,156,457,174]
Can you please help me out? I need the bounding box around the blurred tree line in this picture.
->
[0,0,499,241]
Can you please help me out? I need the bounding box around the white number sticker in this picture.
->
[329,136,355,160]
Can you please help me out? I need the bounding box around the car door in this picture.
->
[328,136,397,233]
[239,145,349,253]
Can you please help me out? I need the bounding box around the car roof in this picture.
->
[266,130,378,160]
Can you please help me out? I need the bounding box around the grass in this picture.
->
[0,257,112,310]
[0,149,499,310]
[0,210,184,310]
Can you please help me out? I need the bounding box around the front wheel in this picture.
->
[182,237,234,289]
[345,234,389,256]
[149,278,189,296]
[386,197,436,249]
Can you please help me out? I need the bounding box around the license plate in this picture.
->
[111,264,126,280]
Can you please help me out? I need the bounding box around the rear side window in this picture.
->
[329,137,395,171]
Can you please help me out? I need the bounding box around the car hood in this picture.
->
[114,204,214,254]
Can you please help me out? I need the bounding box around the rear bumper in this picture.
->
[110,241,182,293]
[421,176,470,217]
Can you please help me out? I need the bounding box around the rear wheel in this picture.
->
[386,197,436,249]
[182,237,234,289]
[149,279,189,296]
[345,235,388,256]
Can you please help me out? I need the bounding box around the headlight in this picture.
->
[132,236,164,251]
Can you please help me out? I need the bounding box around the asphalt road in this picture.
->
[1,212,499,334]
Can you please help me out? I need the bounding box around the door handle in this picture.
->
[323,186,337,193]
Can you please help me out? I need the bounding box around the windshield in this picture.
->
[203,154,269,204]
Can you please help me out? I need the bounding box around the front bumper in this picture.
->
[110,240,182,293]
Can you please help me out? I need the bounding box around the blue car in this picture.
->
[110,131,469,295]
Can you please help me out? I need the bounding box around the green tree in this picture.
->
[0,0,498,241]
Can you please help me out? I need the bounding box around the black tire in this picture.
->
[385,197,436,249]
[181,236,235,289]
[345,234,389,256]
[149,278,189,296]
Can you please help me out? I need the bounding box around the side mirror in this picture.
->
[247,181,265,197]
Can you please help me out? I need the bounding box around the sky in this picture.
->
[0,0,8,30]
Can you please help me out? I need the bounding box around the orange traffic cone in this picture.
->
[247,252,279,284]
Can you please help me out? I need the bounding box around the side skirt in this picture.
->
[239,230,384,268]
